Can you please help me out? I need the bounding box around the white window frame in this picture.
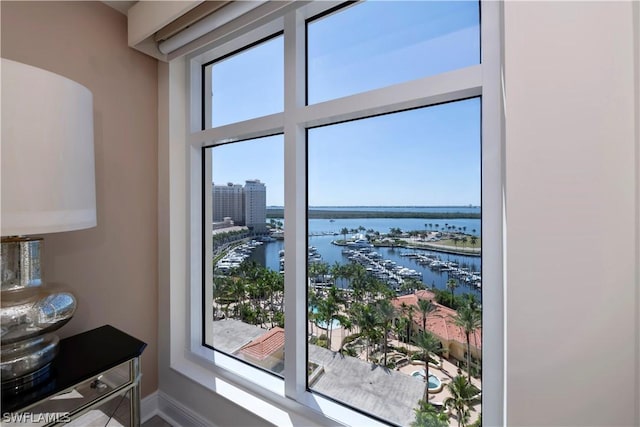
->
[161,2,505,426]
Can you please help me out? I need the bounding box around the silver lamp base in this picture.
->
[0,236,76,392]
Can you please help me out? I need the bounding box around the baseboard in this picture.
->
[141,391,160,423]
[153,390,217,427]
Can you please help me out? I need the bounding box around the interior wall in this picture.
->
[1,1,159,396]
[156,1,639,426]
[504,2,638,426]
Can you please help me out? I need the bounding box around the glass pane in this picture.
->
[307,99,482,426]
[307,1,480,104]
[207,135,285,377]
[210,35,283,127]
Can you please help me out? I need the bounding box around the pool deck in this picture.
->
[309,325,482,426]
[395,347,482,426]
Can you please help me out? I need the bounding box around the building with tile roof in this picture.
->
[392,290,482,365]
[237,326,285,371]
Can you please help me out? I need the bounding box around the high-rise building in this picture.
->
[212,180,266,231]
[212,182,244,224]
[243,179,266,232]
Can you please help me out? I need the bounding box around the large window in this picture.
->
[189,1,500,426]
[306,99,481,425]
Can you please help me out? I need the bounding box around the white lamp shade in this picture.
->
[1,58,96,236]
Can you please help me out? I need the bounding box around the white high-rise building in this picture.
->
[212,180,267,231]
[243,179,266,232]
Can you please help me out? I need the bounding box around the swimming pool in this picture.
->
[310,306,341,329]
[411,369,442,390]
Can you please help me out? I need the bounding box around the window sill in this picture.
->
[172,347,391,427]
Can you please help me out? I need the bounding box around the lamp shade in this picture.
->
[1,58,96,236]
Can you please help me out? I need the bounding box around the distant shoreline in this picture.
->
[266,208,480,220]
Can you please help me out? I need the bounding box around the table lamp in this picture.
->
[1,58,96,393]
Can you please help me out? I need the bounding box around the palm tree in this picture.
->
[406,304,416,343]
[411,400,448,427]
[358,303,381,361]
[446,278,458,307]
[415,331,442,401]
[395,317,409,343]
[443,375,477,427]
[417,298,436,334]
[454,303,482,381]
[340,227,349,242]
[376,299,396,366]
[316,286,346,350]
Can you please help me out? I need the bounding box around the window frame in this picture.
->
[163,2,505,426]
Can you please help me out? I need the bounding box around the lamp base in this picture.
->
[1,363,53,396]
[1,236,43,292]
[0,236,74,395]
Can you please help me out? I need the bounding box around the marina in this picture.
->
[217,232,481,297]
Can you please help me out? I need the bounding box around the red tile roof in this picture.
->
[238,327,285,361]
[392,290,482,350]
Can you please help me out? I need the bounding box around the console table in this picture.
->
[1,325,147,426]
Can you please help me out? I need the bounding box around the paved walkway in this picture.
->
[393,345,482,426]
[309,330,482,426]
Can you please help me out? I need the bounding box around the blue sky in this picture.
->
[211,1,480,207]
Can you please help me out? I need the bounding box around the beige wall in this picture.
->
[1,1,159,396]
[505,2,637,426]
[156,2,638,427]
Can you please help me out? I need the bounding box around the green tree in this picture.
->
[354,303,381,361]
[443,375,478,427]
[406,304,416,343]
[417,298,436,333]
[375,299,396,366]
[415,331,442,401]
[389,227,402,236]
[411,400,448,427]
[340,227,349,242]
[316,286,346,350]
[447,278,458,306]
[395,316,409,343]
[454,303,482,381]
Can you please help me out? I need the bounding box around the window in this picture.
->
[184,1,502,426]
[205,135,285,377]
[306,99,481,425]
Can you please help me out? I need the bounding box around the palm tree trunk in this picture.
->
[466,333,472,381]
[383,327,388,366]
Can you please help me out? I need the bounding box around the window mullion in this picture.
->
[283,8,307,401]
[480,2,505,426]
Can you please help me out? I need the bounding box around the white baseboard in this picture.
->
[141,391,160,423]
[142,390,218,427]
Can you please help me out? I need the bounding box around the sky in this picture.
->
[210,1,480,207]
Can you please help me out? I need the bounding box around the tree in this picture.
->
[340,227,349,242]
[406,304,416,343]
[470,236,478,247]
[454,303,482,381]
[389,227,404,237]
[357,303,381,361]
[315,286,346,350]
[443,375,478,427]
[375,299,396,366]
[411,400,448,427]
[447,278,458,305]
[417,298,436,334]
[395,317,409,343]
[415,331,442,401]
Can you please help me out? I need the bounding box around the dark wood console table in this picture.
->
[1,325,147,426]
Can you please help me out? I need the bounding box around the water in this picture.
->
[307,206,480,214]
[248,216,482,299]
[309,217,480,236]
[411,370,442,389]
